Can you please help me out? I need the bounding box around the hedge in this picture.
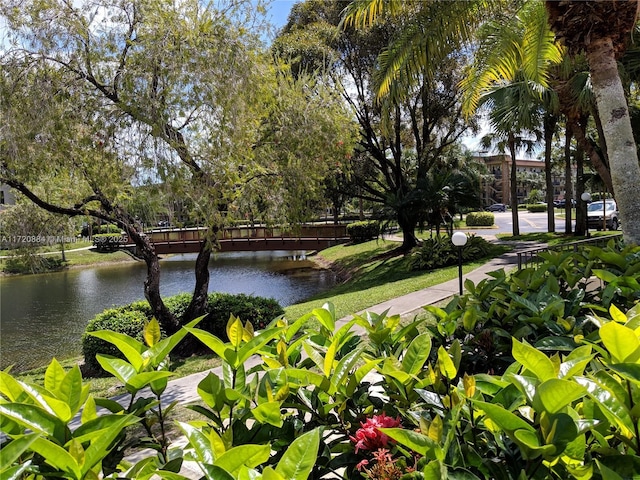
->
[346,220,380,243]
[526,203,547,212]
[82,292,284,375]
[409,234,492,271]
[465,212,494,227]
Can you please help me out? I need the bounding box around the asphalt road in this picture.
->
[489,210,573,235]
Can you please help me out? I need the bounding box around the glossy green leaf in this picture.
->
[96,355,137,384]
[512,338,557,381]
[600,322,640,363]
[200,464,235,480]
[30,437,81,477]
[535,379,586,414]
[0,372,28,403]
[596,460,624,480]
[18,382,72,422]
[275,429,320,480]
[312,305,335,332]
[474,400,536,433]
[261,466,286,480]
[402,333,432,375]
[227,315,244,349]
[379,428,442,459]
[197,372,224,410]
[329,345,364,395]
[608,363,640,384]
[89,330,144,370]
[177,421,215,464]
[143,317,162,347]
[252,401,283,427]
[574,377,635,436]
[81,414,140,474]
[73,414,140,444]
[437,346,457,380]
[0,403,66,440]
[0,463,32,480]
[236,327,284,366]
[44,358,66,393]
[0,433,39,471]
[185,328,229,361]
[144,317,204,366]
[59,366,88,415]
[126,371,174,391]
[216,444,271,474]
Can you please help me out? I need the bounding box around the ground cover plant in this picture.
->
[2,242,638,479]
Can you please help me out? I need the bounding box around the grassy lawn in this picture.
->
[63,248,135,267]
[284,238,510,320]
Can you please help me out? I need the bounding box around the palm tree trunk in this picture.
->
[575,142,586,236]
[544,114,557,232]
[564,126,573,235]
[508,133,519,236]
[586,36,640,245]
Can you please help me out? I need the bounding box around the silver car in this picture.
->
[587,200,619,230]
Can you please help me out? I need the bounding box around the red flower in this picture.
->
[350,413,401,454]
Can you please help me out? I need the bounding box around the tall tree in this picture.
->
[277,1,477,250]
[546,1,640,245]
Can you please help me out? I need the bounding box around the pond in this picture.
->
[0,251,336,372]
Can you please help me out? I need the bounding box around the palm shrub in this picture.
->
[409,234,492,271]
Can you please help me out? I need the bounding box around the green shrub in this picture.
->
[527,203,547,212]
[465,211,494,226]
[3,254,65,274]
[346,220,380,243]
[409,234,492,271]
[82,292,284,372]
[82,308,149,374]
[200,292,284,341]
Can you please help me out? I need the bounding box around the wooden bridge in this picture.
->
[116,224,350,255]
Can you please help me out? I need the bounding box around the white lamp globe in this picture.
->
[451,231,468,247]
[581,192,591,202]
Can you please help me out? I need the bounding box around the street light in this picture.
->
[451,231,468,296]
[581,192,592,238]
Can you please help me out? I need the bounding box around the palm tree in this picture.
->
[478,81,543,236]
[461,2,563,233]
[546,1,640,245]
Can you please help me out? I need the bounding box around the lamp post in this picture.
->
[451,231,468,296]
[581,192,591,238]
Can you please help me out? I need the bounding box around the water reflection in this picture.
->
[0,251,335,372]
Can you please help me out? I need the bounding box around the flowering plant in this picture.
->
[350,412,402,453]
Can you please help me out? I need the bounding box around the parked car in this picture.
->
[553,199,576,208]
[587,199,619,230]
[486,203,507,212]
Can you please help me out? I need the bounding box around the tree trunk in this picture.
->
[508,133,519,236]
[586,36,640,245]
[568,119,614,195]
[126,228,180,334]
[544,114,557,233]
[397,212,419,251]
[575,142,586,236]
[184,241,212,322]
[564,126,573,235]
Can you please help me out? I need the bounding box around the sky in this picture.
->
[266,0,296,29]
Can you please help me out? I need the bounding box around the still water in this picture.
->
[0,251,336,372]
